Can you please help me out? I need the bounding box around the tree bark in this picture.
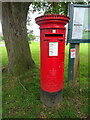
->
[2,2,35,75]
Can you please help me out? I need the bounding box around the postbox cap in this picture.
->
[35,14,70,26]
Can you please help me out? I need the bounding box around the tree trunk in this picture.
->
[2,2,35,76]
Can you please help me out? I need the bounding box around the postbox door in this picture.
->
[40,29,66,92]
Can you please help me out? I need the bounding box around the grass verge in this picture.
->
[1,42,88,118]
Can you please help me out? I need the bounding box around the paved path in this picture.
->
[0,44,5,47]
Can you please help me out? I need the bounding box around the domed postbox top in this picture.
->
[35,14,69,26]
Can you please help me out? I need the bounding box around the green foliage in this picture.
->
[31,2,87,16]
[44,2,61,15]
[0,36,4,41]
[31,2,49,14]
[31,2,69,16]
[60,2,70,16]
[44,2,70,16]
[27,30,36,42]
[28,34,36,42]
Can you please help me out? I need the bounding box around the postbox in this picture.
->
[35,14,69,107]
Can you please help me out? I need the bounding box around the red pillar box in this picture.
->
[35,14,69,107]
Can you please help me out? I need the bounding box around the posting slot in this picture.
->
[45,34,63,38]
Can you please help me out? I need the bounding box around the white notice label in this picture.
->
[70,48,76,58]
[72,7,85,39]
[49,42,58,56]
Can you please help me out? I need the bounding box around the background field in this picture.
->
[0,42,88,118]
[83,8,90,39]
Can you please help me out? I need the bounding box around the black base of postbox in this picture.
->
[40,89,63,107]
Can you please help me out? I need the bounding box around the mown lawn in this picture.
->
[0,42,88,119]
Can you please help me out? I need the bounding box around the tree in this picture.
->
[2,2,86,76]
[2,2,35,76]
[32,1,86,16]
[31,2,70,16]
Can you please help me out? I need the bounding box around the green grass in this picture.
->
[83,31,90,39]
[1,42,88,118]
